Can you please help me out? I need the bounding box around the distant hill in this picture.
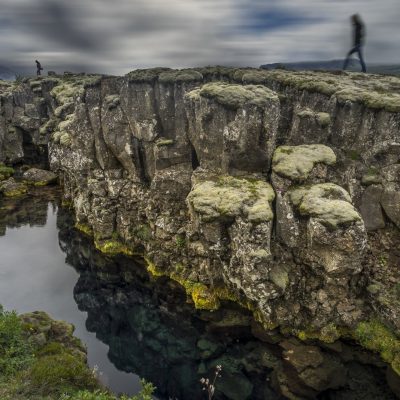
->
[0,66,16,81]
[260,60,400,75]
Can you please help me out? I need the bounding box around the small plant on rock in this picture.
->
[200,364,222,400]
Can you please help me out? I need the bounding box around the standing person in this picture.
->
[35,60,43,76]
[343,14,367,73]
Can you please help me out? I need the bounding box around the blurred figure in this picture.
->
[343,14,367,73]
[35,60,43,76]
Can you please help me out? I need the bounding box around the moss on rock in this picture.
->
[288,183,361,228]
[191,82,278,110]
[262,69,400,112]
[272,144,336,181]
[126,67,172,83]
[145,259,220,310]
[187,176,275,223]
[155,138,174,147]
[0,178,28,198]
[75,222,93,236]
[354,320,400,375]
[0,164,14,181]
[158,69,203,84]
[94,239,134,257]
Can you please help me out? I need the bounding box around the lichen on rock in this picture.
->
[187,176,275,223]
[192,82,278,110]
[289,183,361,228]
[272,144,336,181]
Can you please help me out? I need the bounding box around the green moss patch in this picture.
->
[191,82,278,110]
[262,69,400,113]
[289,183,361,228]
[187,176,275,223]
[159,69,203,84]
[75,222,93,236]
[126,67,172,83]
[272,144,336,181]
[0,164,14,181]
[354,320,400,375]
[95,239,134,256]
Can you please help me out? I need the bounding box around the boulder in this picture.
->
[0,177,28,197]
[23,168,58,186]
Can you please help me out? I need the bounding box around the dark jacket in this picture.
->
[354,21,365,46]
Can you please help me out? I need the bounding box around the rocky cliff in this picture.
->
[1,67,400,397]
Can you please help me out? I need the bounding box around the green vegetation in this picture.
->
[94,238,135,256]
[289,183,361,228]
[188,82,278,110]
[257,69,400,112]
[194,66,247,82]
[0,163,14,181]
[187,176,275,223]
[175,234,186,248]
[158,69,203,84]
[126,68,171,83]
[0,305,33,376]
[272,144,336,181]
[146,260,220,310]
[75,223,93,237]
[316,112,331,127]
[0,305,156,399]
[131,224,152,242]
[346,149,361,161]
[354,320,400,375]
[60,380,155,400]
[0,178,28,198]
[155,138,174,147]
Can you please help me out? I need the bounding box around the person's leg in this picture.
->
[356,46,367,73]
[343,47,357,70]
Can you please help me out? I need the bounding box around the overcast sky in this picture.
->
[0,0,399,75]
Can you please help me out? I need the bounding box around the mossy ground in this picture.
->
[244,69,400,112]
[0,305,155,400]
[190,82,278,110]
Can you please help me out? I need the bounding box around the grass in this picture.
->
[0,305,33,376]
[0,304,156,399]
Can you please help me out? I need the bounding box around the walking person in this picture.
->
[343,14,367,73]
[35,60,43,76]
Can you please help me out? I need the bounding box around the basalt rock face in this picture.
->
[1,68,400,396]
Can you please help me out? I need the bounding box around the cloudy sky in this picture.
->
[1,0,399,75]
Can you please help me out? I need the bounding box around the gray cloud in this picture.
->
[0,0,398,75]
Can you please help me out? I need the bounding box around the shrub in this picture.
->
[0,305,33,376]
[30,351,98,396]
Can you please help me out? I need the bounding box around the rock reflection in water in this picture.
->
[57,207,398,400]
[58,208,279,400]
[0,187,60,235]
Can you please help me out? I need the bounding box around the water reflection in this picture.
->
[0,191,396,400]
[0,190,142,395]
[57,207,279,400]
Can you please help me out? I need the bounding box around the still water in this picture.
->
[0,188,280,400]
[0,189,141,395]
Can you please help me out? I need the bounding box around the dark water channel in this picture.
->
[0,189,397,400]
